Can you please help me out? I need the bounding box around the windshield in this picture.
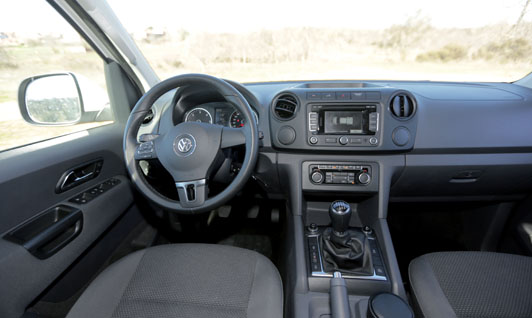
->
[108,0,531,83]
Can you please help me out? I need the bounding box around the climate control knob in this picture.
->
[311,170,325,184]
[357,172,371,185]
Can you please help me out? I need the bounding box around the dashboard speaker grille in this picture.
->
[273,94,298,120]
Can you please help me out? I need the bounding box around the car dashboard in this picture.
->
[140,79,532,202]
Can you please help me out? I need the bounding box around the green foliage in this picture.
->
[474,38,531,62]
[27,97,81,123]
[416,44,468,62]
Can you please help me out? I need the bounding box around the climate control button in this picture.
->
[311,170,325,184]
[357,172,371,185]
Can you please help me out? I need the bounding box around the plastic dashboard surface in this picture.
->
[244,80,532,199]
[267,85,419,152]
[238,80,532,154]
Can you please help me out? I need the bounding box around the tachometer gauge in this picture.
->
[230,110,258,128]
[185,108,213,124]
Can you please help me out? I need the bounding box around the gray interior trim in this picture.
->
[0,176,133,317]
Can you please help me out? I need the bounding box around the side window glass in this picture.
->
[0,1,113,152]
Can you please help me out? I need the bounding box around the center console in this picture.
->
[306,201,387,281]
[269,83,416,317]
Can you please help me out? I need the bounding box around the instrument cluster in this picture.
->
[183,102,258,128]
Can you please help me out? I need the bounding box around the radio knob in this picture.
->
[357,172,371,185]
[339,136,349,145]
[309,136,318,145]
[311,170,325,184]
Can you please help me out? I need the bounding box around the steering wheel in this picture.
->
[123,74,259,214]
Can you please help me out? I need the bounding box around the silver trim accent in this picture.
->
[229,109,259,128]
[175,179,206,188]
[175,179,206,202]
[330,200,351,215]
[184,107,213,124]
[308,234,387,281]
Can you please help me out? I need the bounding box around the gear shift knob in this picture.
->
[329,200,352,235]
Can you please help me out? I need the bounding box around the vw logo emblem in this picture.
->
[178,138,193,152]
[173,134,196,157]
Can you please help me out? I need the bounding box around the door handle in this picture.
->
[56,159,103,193]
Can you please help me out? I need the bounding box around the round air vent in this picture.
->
[142,108,155,125]
[273,93,298,120]
[390,93,415,119]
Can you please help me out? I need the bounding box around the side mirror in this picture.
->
[18,73,84,126]
[18,73,112,126]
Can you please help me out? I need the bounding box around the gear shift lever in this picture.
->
[321,200,373,275]
[329,200,352,236]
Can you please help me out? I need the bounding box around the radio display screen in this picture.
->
[324,111,364,134]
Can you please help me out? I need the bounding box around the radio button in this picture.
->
[336,92,350,100]
[323,92,335,99]
[351,92,366,100]
[307,92,321,100]
[310,124,318,131]
[325,137,338,144]
[309,112,318,119]
[339,136,349,145]
[369,137,378,145]
[309,136,318,144]
[350,137,362,144]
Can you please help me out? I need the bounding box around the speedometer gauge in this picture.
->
[230,110,258,128]
[185,108,213,124]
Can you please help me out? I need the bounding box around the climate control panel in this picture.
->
[309,164,372,185]
[302,161,379,192]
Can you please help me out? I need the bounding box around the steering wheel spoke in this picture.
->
[134,134,161,160]
[221,127,246,148]
[134,140,158,160]
[175,179,207,208]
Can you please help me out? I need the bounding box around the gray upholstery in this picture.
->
[67,244,283,318]
[409,252,532,318]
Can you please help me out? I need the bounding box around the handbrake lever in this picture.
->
[330,271,351,318]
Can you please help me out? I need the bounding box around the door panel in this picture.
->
[0,123,134,317]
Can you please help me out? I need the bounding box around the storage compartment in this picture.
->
[4,205,83,259]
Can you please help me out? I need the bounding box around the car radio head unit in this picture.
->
[324,110,365,134]
[308,104,379,147]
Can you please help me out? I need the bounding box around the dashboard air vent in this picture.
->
[273,94,298,120]
[390,94,415,119]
